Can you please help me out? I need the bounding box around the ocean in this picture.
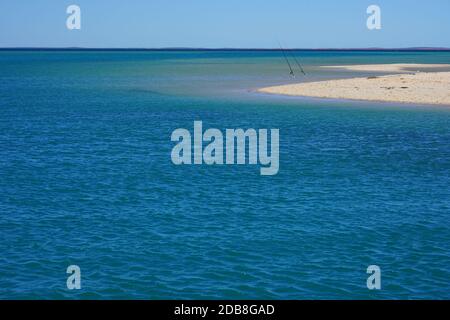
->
[0,50,449,299]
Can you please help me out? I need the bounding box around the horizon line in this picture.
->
[1,46,450,52]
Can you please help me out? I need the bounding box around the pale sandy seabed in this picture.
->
[258,64,450,105]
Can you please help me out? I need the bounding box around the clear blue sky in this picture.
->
[1,0,449,48]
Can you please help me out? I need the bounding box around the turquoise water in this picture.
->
[1,50,450,299]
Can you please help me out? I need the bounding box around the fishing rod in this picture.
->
[277,41,295,77]
[287,49,306,76]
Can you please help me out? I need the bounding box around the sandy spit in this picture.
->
[258,64,450,105]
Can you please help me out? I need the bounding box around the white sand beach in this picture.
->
[259,64,450,105]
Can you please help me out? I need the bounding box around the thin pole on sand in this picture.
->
[288,49,306,76]
[278,41,295,77]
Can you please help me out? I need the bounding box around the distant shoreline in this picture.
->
[1,47,450,52]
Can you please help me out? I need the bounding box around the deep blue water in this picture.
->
[1,50,450,299]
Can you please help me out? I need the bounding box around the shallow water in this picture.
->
[1,50,450,299]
